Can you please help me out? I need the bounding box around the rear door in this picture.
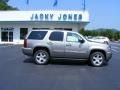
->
[48,31,65,58]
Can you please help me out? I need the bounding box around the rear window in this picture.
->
[28,31,47,40]
[49,31,64,41]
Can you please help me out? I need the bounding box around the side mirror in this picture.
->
[79,39,85,43]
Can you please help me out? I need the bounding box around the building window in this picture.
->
[20,28,28,40]
[1,27,14,31]
[32,28,50,30]
[54,28,64,30]
[54,28,72,31]
[64,28,72,31]
[1,27,14,42]
[49,31,64,41]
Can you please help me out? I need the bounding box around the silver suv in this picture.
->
[22,30,112,67]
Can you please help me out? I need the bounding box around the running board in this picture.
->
[52,58,88,61]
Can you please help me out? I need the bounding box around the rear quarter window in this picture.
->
[28,31,47,40]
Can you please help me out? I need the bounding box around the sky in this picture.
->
[8,0,120,30]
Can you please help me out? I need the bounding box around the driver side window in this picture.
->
[67,32,81,42]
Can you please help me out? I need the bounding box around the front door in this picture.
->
[65,32,88,59]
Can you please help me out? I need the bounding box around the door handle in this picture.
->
[66,44,71,46]
[47,42,53,45]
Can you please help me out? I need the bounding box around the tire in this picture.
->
[34,50,49,65]
[89,52,105,67]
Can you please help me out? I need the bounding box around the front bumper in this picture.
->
[106,51,112,61]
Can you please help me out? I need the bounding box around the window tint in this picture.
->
[49,31,64,41]
[28,31,47,40]
[67,32,82,42]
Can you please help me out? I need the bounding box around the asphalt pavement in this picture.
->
[0,42,120,90]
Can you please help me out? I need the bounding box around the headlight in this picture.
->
[104,41,109,44]
[107,45,111,51]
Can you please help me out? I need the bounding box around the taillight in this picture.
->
[24,39,27,48]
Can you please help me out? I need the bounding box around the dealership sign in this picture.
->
[0,10,89,22]
[30,13,82,21]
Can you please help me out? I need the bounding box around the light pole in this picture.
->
[26,0,29,5]
[83,0,86,10]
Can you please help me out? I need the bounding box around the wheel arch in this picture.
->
[89,49,106,59]
[33,46,50,56]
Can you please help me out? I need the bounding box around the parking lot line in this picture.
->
[0,44,14,48]
[111,49,120,53]
[110,42,120,46]
[111,46,120,49]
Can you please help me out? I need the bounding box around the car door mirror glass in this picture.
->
[79,39,85,43]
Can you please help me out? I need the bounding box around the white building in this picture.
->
[0,10,89,44]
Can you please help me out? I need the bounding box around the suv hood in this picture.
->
[87,39,105,44]
[87,40,109,49]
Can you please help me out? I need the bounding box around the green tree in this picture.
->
[79,28,120,41]
[105,29,112,39]
[0,0,18,10]
[113,31,120,40]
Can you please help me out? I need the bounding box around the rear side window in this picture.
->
[28,31,47,40]
[49,31,64,41]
